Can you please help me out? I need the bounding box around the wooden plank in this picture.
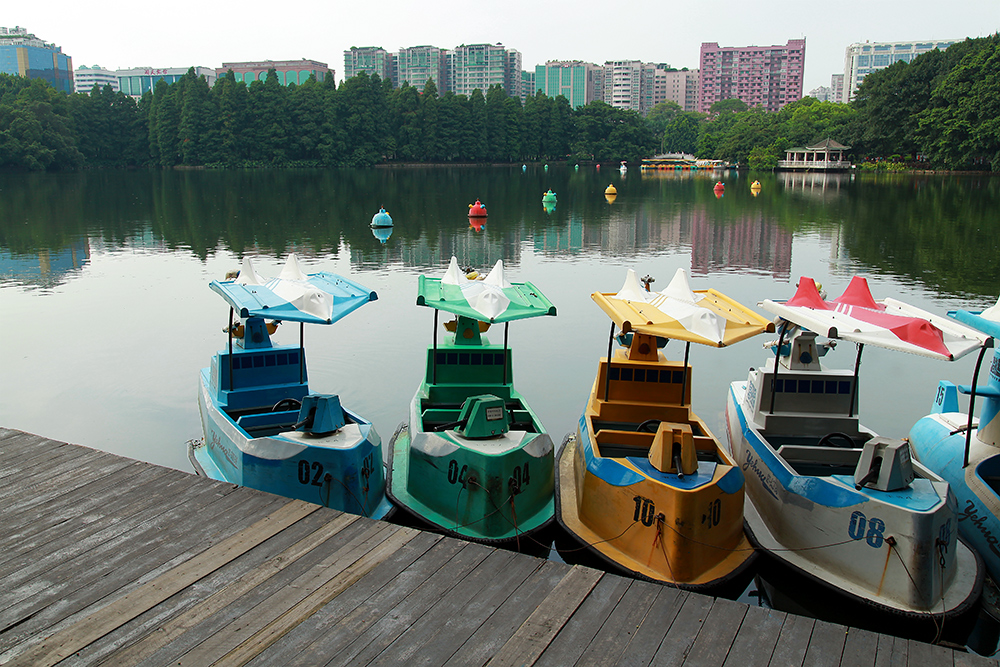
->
[365,549,543,666]
[0,443,97,496]
[954,649,1000,667]
[8,491,293,644]
[0,489,291,653]
[0,477,273,638]
[93,512,362,666]
[0,476,244,625]
[488,565,603,667]
[614,586,690,667]
[906,638,955,667]
[443,560,573,667]
[683,597,750,667]
[71,505,359,666]
[576,580,663,667]
[768,610,815,666]
[647,592,714,666]
[874,633,907,667]
[801,619,847,667]
[322,541,498,666]
[3,499,320,667]
[838,627,879,667]
[173,522,417,667]
[245,532,456,667]
[534,574,633,666]
[0,465,196,571]
[723,605,786,667]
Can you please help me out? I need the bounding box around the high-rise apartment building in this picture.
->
[449,43,521,97]
[842,39,958,101]
[698,40,805,113]
[603,60,655,114]
[653,69,699,112]
[830,73,844,104]
[520,70,534,104]
[534,61,601,108]
[116,67,217,98]
[343,46,392,82]
[0,26,73,93]
[217,60,331,87]
[74,65,119,94]
[397,45,446,90]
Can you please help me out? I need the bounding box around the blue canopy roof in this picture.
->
[210,255,377,325]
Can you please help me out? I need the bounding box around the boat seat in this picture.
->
[236,409,300,434]
[776,445,862,465]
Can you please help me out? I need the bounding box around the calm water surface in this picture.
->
[2,166,999,642]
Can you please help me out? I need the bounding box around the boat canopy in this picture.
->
[593,268,773,347]
[415,257,556,324]
[210,254,377,325]
[949,295,1000,341]
[762,276,989,361]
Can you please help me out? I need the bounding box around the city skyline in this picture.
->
[6,0,999,94]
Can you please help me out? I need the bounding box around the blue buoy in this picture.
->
[371,207,393,227]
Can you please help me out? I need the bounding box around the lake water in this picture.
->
[2,166,999,645]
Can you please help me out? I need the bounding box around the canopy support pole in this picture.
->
[433,310,439,385]
[849,343,864,418]
[228,307,234,391]
[769,322,788,415]
[299,323,305,385]
[680,342,691,407]
[604,322,615,401]
[503,322,510,385]
[964,345,989,468]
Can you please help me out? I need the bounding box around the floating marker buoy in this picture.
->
[605,184,617,195]
[542,190,557,203]
[371,207,393,227]
[468,199,488,217]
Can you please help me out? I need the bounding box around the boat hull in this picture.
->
[195,372,392,519]
[911,411,1000,583]
[726,380,982,620]
[387,403,555,545]
[556,419,756,595]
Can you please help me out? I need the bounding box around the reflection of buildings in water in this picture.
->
[779,171,852,196]
[349,219,523,273]
[533,210,685,257]
[689,208,792,279]
[0,237,91,288]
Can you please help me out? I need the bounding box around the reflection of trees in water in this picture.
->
[0,169,996,299]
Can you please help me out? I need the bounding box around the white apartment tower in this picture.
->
[842,39,959,101]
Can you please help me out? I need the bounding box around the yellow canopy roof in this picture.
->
[592,269,773,347]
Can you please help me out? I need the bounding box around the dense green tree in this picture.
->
[917,35,1000,170]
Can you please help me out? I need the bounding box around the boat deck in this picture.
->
[0,427,994,666]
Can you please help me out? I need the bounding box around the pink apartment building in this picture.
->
[698,40,805,113]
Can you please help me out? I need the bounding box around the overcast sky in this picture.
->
[9,0,1000,92]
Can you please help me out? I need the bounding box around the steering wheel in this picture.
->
[817,432,856,448]
[637,419,662,433]
[271,398,302,412]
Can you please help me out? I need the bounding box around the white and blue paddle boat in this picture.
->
[387,257,556,546]
[725,276,984,626]
[910,299,1000,584]
[557,268,772,595]
[192,254,392,519]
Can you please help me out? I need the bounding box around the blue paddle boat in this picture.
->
[910,300,1000,582]
[191,254,392,519]
[725,277,984,625]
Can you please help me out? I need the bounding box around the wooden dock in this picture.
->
[0,427,995,666]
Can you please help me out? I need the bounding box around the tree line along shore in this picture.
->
[0,34,996,173]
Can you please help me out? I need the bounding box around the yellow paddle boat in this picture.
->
[557,268,773,594]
